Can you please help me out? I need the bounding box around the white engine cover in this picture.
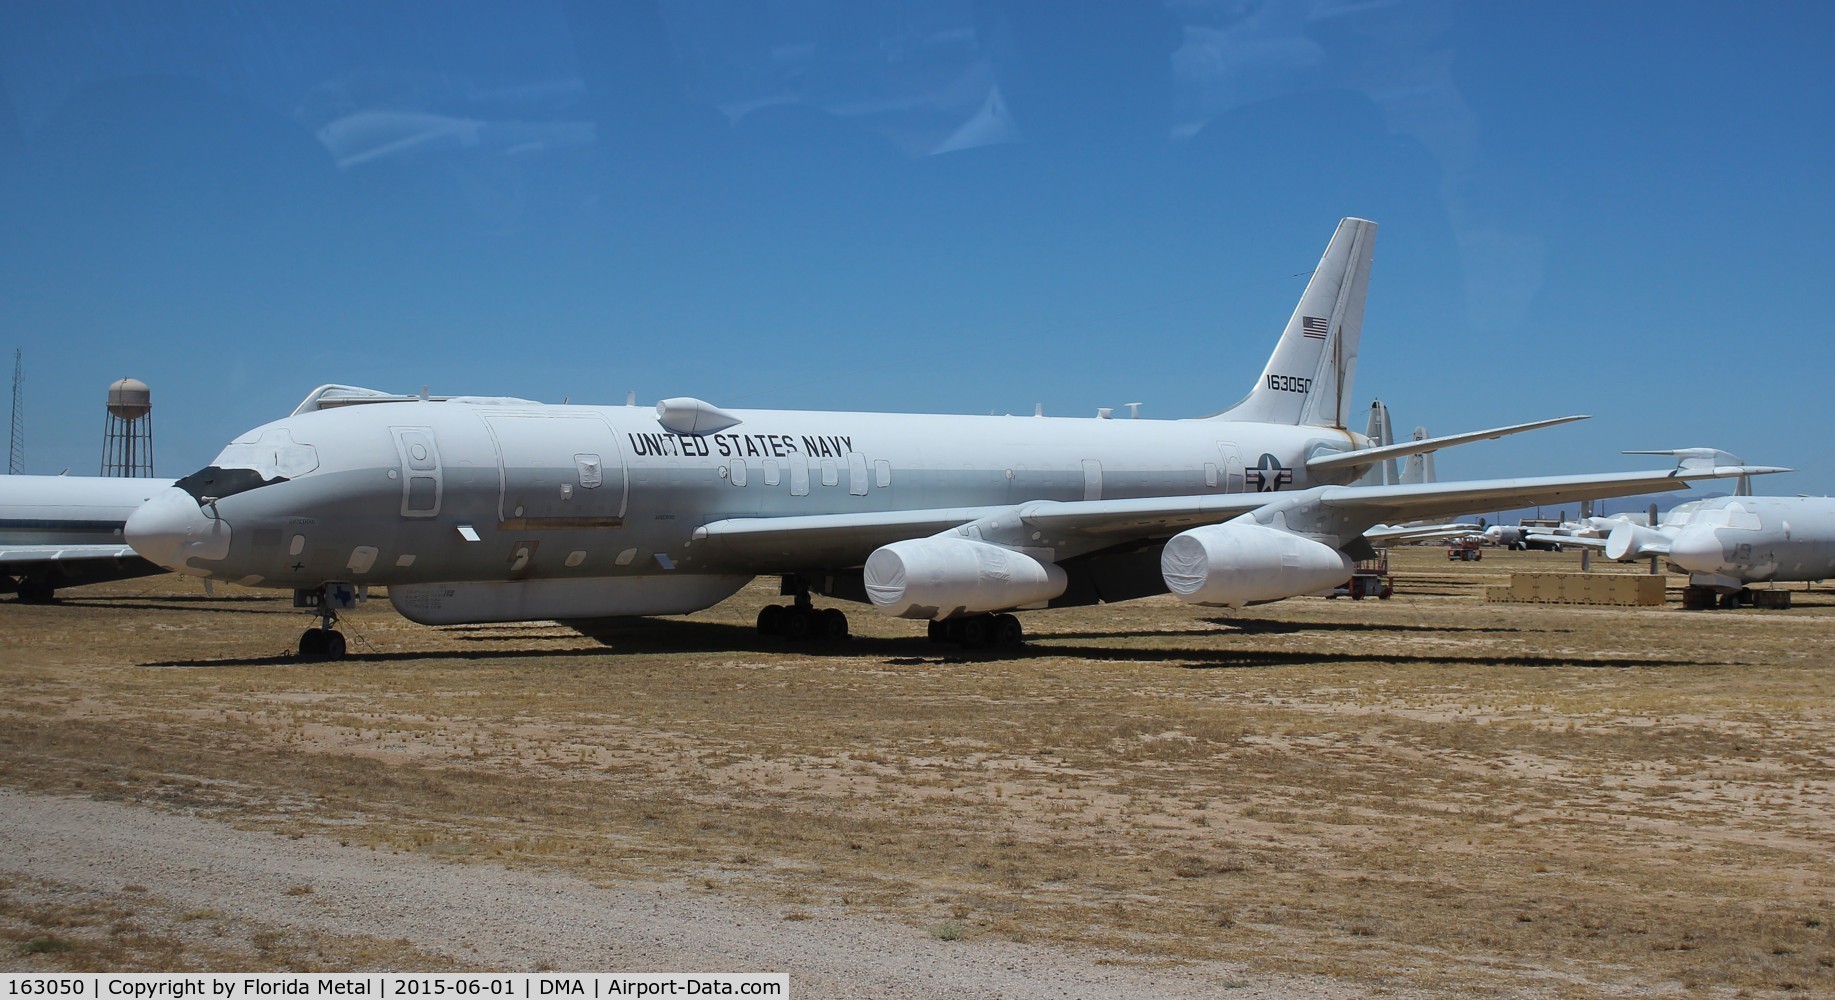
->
[1161,521,1354,607]
[1604,523,1672,561]
[864,538,1067,620]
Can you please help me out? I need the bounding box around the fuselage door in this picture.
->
[1218,443,1246,493]
[391,426,443,518]
[483,413,627,528]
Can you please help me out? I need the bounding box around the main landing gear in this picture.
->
[756,578,850,641]
[11,575,57,604]
[928,613,1024,649]
[296,584,350,660]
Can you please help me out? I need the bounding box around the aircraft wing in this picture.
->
[0,544,143,565]
[1527,533,1605,550]
[1300,465,1786,530]
[1366,523,1480,544]
[1305,415,1589,475]
[695,505,1016,566]
[0,543,163,597]
[696,494,1273,569]
[696,462,1784,570]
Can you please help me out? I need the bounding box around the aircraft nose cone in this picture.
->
[125,487,233,577]
[1664,527,1725,573]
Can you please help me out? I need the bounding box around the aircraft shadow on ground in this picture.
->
[1023,644,1689,671]
[46,596,296,616]
[139,615,1663,670]
[1031,619,1529,641]
[142,644,645,669]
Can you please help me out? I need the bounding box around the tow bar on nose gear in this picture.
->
[294,583,359,659]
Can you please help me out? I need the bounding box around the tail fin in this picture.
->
[1213,217,1376,427]
[1400,426,1436,484]
[1352,399,1398,486]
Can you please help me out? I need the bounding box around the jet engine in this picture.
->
[1604,522,1673,561]
[864,538,1067,620]
[1160,521,1353,607]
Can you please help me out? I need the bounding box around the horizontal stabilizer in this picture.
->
[1307,415,1589,475]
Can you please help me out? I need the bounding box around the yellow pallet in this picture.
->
[1486,573,1665,607]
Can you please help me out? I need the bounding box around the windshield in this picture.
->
[171,426,319,504]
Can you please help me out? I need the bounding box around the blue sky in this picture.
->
[2,1,1831,501]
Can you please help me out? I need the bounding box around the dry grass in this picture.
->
[2,547,1832,993]
[0,873,453,972]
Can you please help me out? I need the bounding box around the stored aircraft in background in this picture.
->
[1,474,172,601]
[1558,490,1835,608]
[122,218,1780,657]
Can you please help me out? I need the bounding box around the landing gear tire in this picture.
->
[296,584,350,660]
[930,613,1025,649]
[298,628,346,660]
[781,607,814,641]
[992,613,1023,648]
[759,580,849,641]
[16,577,55,603]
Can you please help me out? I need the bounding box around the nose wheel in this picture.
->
[299,626,347,659]
[296,585,349,660]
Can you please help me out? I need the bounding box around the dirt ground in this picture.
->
[1,546,1830,996]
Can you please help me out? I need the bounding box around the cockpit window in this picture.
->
[211,428,320,480]
[174,466,286,505]
[171,427,319,505]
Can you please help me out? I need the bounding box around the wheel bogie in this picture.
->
[756,602,849,642]
[927,612,1026,649]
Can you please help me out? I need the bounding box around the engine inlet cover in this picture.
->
[1162,521,1353,607]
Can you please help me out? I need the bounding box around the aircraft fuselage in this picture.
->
[127,400,1367,621]
[1662,496,1835,588]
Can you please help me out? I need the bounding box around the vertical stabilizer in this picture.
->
[1352,399,1397,486]
[1213,217,1376,427]
[1400,426,1435,484]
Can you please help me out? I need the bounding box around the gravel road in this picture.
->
[0,790,1395,997]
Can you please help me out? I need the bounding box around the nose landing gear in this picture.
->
[294,583,356,660]
[299,621,347,659]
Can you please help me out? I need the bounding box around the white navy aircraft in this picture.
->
[1570,479,1835,608]
[122,219,1780,657]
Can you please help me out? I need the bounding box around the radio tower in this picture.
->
[7,350,21,475]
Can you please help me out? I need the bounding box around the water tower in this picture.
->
[101,377,155,477]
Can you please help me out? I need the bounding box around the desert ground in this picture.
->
[1,547,1830,996]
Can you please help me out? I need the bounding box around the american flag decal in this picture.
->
[1301,316,1329,340]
